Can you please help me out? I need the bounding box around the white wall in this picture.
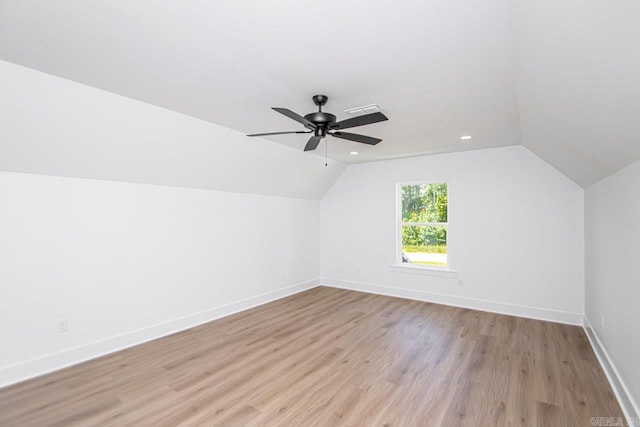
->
[585,159,640,417]
[321,146,585,323]
[0,60,330,387]
[0,171,320,386]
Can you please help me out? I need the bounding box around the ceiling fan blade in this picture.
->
[331,111,388,130]
[273,107,317,130]
[247,130,311,137]
[304,135,323,151]
[330,131,382,145]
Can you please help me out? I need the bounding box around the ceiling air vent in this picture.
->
[344,104,382,116]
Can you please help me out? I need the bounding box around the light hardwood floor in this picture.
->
[0,287,623,426]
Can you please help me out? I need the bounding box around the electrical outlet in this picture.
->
[458,279,464,288]
[600,314,605,329]
[58,319,69,333]
[281,272,286,281]
[356,266,360,275]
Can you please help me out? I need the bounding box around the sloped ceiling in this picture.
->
[0,0,638,187]
[0,60,346,200]
[510,1,640,186]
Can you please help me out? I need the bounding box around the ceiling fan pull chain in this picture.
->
[325,139,328,167]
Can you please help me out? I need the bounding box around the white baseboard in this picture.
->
[321,277,583,325]
[0,279,320,388]
[583,316,639,425]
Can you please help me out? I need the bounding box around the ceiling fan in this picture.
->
[247,95,388,151]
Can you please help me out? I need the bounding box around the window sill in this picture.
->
[390,263,458,277]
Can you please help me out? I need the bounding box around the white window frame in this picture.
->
[394,180,455,274]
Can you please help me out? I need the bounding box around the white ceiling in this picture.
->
[0,0,638,187]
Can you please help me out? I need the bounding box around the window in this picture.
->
[398,182,448,268]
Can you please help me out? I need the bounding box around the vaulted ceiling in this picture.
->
[1,0,638,187]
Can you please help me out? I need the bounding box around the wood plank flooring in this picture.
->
[0,287,623,426]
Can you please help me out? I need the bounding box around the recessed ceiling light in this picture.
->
[460,135,472,140]
[349,151,359,155]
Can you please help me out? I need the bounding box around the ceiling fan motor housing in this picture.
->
[304,111,336,129]
[306,94,335,135]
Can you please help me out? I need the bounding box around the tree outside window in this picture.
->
[400,183,448,267]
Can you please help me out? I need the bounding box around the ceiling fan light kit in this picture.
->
[247,95,388,152]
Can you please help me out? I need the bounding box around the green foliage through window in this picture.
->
[402,225,447,248]
[400,183,448,266]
